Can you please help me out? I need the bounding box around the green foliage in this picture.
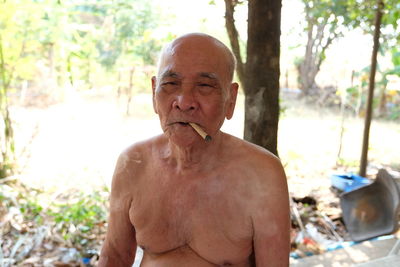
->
[0,1,58,177]
[297,0,357,95]
[388,47,400,75]
[1,181,110,256]
[302,0,357,35]
[0,0,168,93]
[298,0,400,97]
[0,1,46,82]
[299,0,400,120]
[20,199,44,224]
[95,0,162,70]
[345,0,400,38]
[0,162,13,178]
[0,0,172,176]
[48,190,108,243]
[388,105,400,120]
[344,53,400,121]
[337,157,359,168]
[51,192,106,228]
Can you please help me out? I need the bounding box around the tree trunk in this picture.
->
[224,0,246,86]
[245,0,281,156]
[297,2,339,97]
[298,20,320,96]
[0,34,15,178]
[359,0,384,177]
[378,80,387,117]
[67,54,74,86]
[126,67,135,115]
[224,0,282,156]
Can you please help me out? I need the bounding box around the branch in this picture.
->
[0,28,27,98]
[0,34,7,108]
[315,22,327,51]
[316,25,339,71]
[224,0,246,87]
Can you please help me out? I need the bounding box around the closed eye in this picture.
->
[199,83,213,87]
[197,83,216,95]
[160,80,180,94]
[162,81,178,86]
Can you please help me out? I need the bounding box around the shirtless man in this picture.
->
[99,33,290,266]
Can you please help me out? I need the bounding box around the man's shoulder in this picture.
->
[225,134,285,185]
[120,134,164,159]
[226,134,280,166]
[112,135,164,180]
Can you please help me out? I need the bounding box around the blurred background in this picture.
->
[0,0,399,266]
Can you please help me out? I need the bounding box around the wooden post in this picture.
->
[359,0,384,177]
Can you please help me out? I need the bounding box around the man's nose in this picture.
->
[172,90,199,112]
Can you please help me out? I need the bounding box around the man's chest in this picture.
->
[129,173,254,262]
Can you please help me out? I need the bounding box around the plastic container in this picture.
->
[331,173,371,192]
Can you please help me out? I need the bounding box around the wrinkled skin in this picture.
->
[99,33,290,267]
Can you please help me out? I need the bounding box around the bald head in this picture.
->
[156,33,236,84]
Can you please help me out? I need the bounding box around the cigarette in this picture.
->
[189,123,212,142]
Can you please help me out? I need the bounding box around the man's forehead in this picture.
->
[168,34,221,53]
[156,33,234,84]
[160,69,219,80]
[162,35,228,64]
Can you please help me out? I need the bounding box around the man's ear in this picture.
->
[151,76,158,114]
[226,82,239,120]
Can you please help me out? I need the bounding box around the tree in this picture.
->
[297,0,355,96]
[359,0,384,177]
[97,0,162,70]
[0,0,166,177]
[336,0,399,175]
[295,0,399,103]
[224,0,282,156]
[0,1,44,178]
[0,35,14,178]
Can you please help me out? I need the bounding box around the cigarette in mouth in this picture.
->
[189,123,212,142]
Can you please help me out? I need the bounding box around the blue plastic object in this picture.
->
[82,257,91,265]
[331,173,371,192]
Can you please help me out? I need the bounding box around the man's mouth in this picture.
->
[168,122,212,141]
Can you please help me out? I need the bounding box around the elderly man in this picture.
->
[99,33,290,266]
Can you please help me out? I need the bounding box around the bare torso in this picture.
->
[100,133,289,266]
[128,135,257,266]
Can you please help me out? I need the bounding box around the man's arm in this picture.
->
[99,152,137,266]
[251,156,290,266]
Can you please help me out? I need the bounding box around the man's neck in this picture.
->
[162,131,224,174]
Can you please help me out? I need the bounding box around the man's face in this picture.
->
[152,38,238,145]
